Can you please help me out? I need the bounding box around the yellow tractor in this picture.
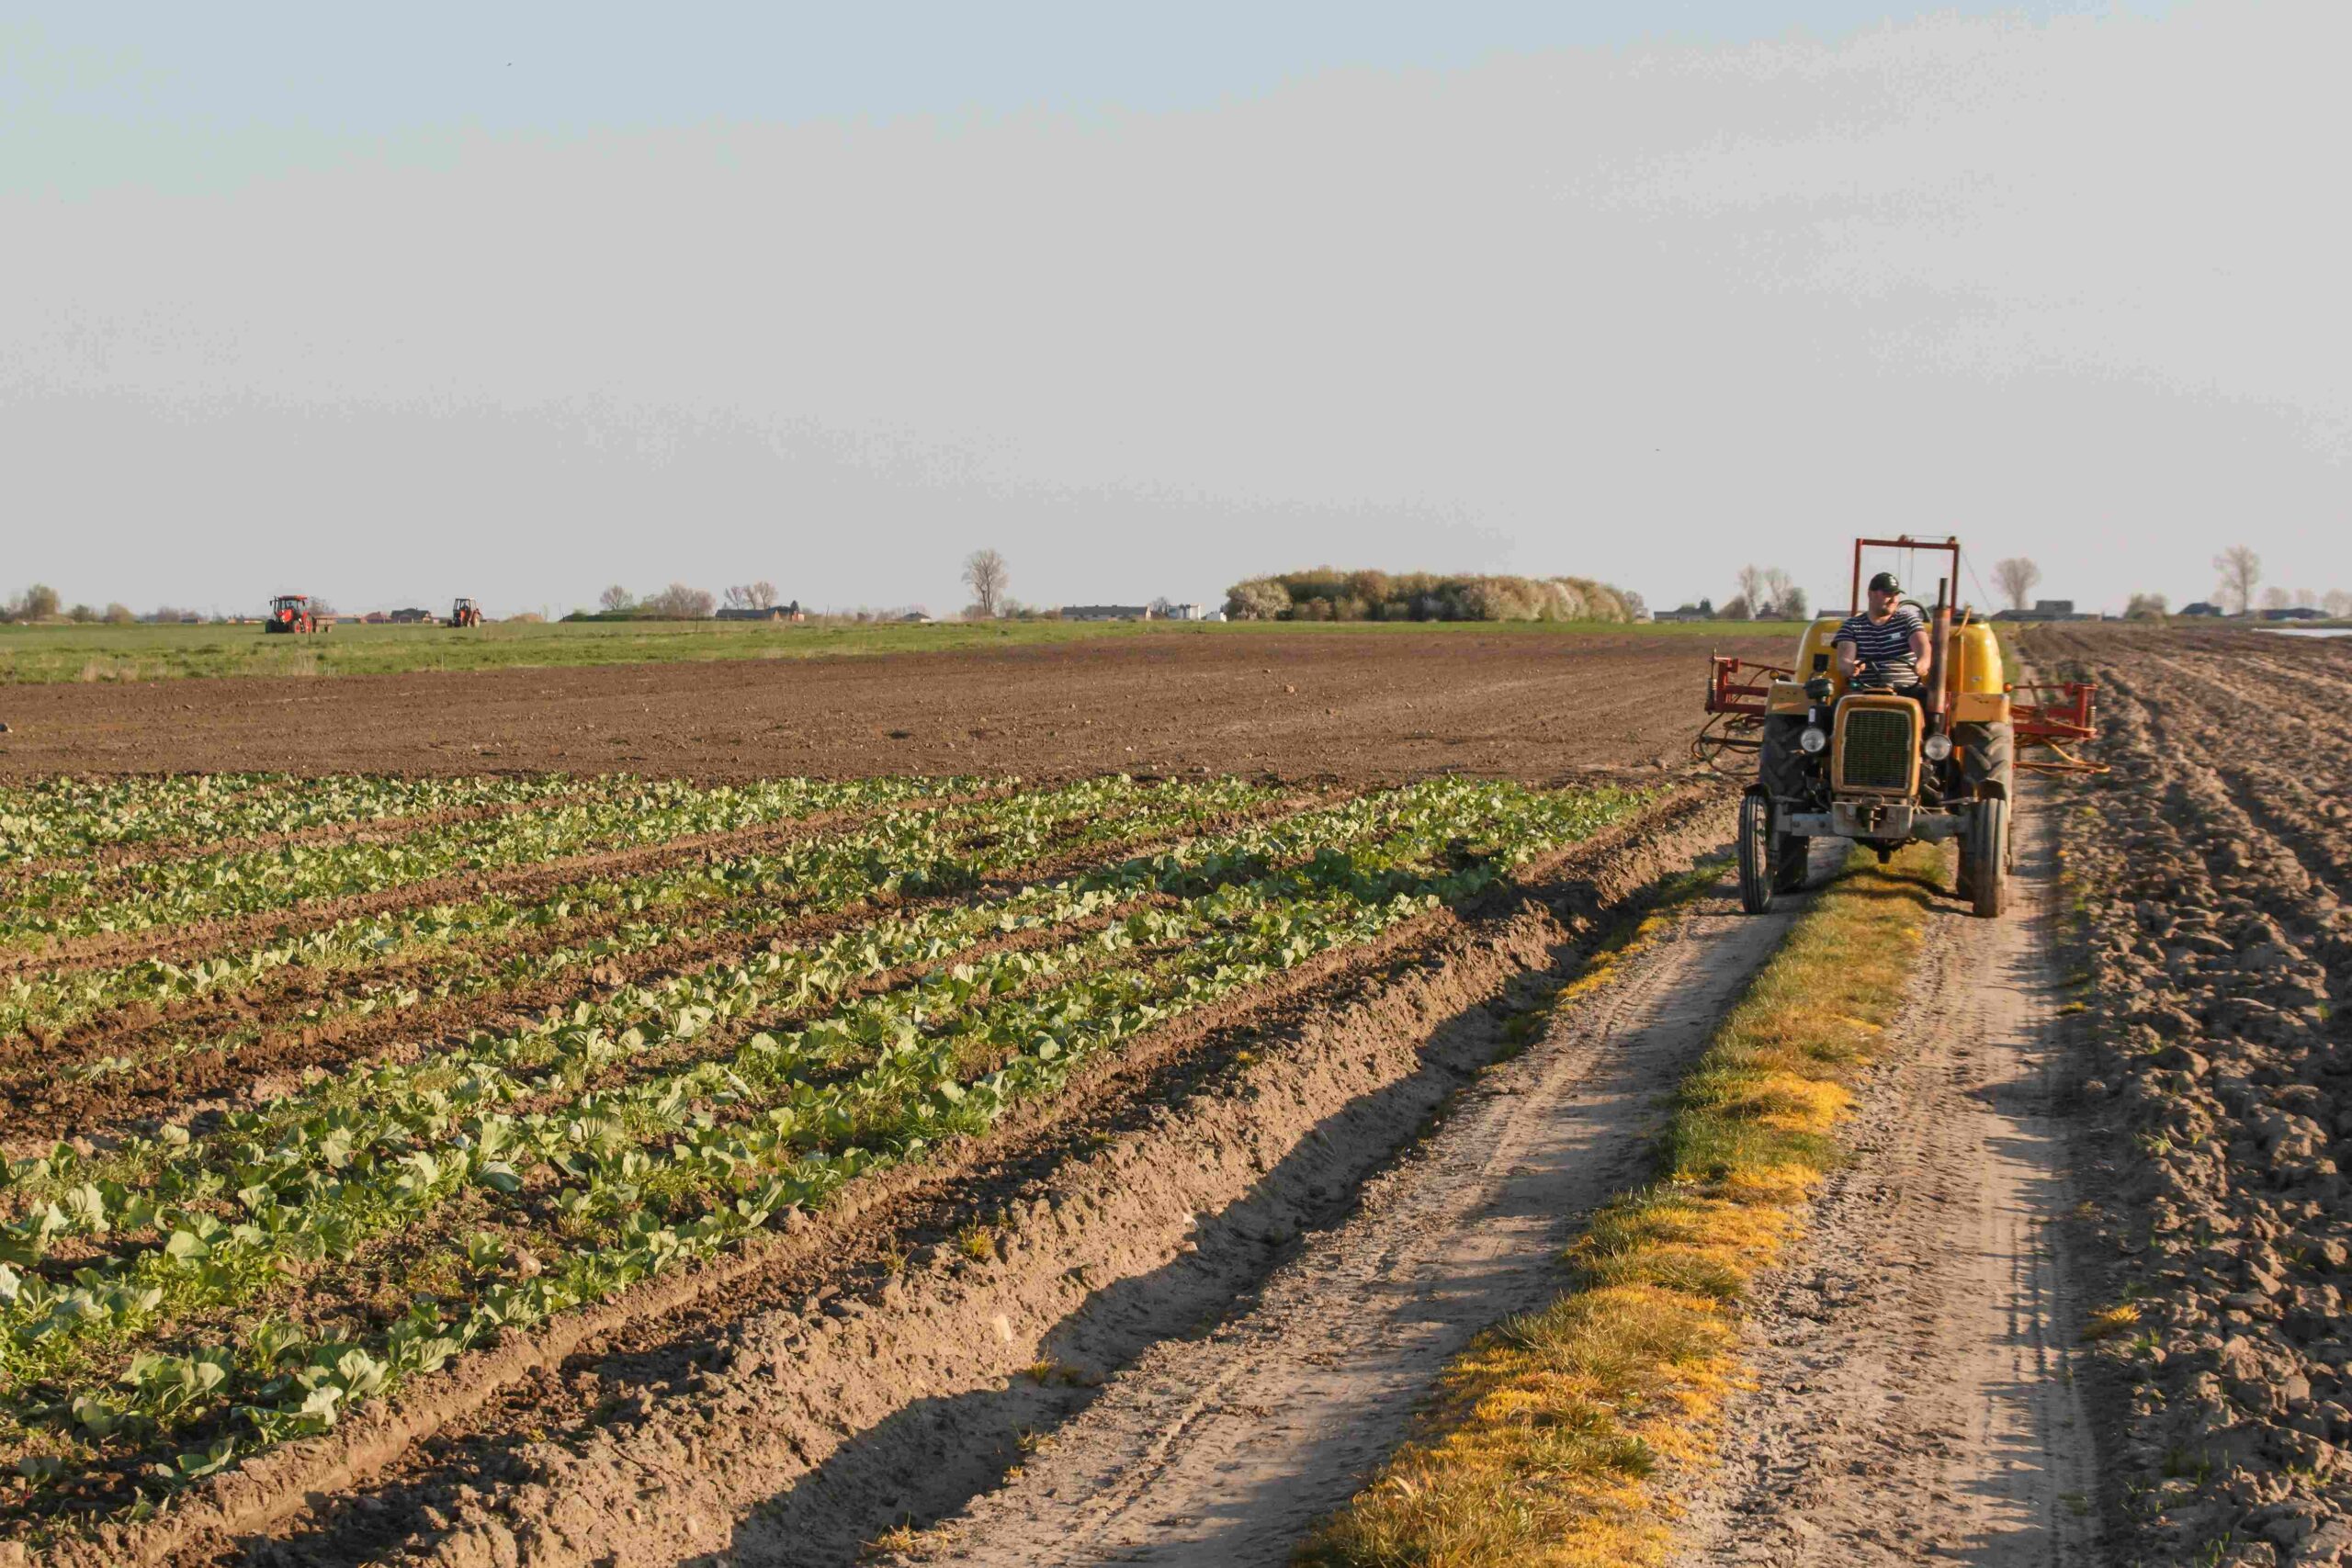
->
[450,597,482,628]
[1701,536,2098,918]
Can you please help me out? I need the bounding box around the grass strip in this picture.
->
[1297,842,1942,1568]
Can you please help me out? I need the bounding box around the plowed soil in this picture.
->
[0,627,1784,783]
[2030,625,2352,1568]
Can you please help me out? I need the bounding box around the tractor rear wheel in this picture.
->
[1964,795,2008,918]
[1737,789,1776,914]
[1758,716,1812,893]
[1955,720,2014,801]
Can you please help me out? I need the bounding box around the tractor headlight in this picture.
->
[1923,733,1953,761]
[1800,726,1828,753]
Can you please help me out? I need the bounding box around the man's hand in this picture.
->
[1909,621,1933,680]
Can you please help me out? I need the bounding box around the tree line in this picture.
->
[1224,570,1641,623]
[1997,548,2350,620]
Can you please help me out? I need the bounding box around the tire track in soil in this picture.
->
[858,871,1795,1568]
[1674,804,2105,1566]
[68,792,1729,1568]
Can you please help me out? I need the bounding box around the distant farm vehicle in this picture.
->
[1699,536,2099,918]
[450,598,482,627]
[264,595,331,635]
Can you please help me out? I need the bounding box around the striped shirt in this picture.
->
[1834,606,1926,685]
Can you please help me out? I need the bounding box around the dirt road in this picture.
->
[868,874,1796,1567]
[869,803,2109,1568]
[0,626,1785,783]
[1678,805,2105,1565]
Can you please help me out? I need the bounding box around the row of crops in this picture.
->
[0,770,1651,1535]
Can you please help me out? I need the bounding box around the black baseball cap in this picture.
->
[1868,571,1902,593]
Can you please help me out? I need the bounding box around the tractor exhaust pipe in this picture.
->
[1928,575,1952,731]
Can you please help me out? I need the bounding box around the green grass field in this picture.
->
[0,616,1811,685]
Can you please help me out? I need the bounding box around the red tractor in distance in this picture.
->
[264,595,330,634]
[450,597,482,627]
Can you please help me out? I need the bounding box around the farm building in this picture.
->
[1059,603,1207,622]
[716,602,806,622]
[1993,598,2097,623]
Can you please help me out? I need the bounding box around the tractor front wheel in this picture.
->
[1737,789,1776,914]
[1963,796,2009,918]
[1759,716,1812,893]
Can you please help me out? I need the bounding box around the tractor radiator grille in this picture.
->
[1839,707,1917,792]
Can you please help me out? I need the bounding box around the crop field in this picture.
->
[13,624,2342,1567]
[0,616,1806,687]
[0,765,1663,1559]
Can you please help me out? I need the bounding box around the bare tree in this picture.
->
[2213,546,2260,615]
[722,581,781,612]
[6,584,62,623]
[963,548,1009,619]
[1758,568,1807,620]
[2260,586,2291,614]
[1734,564,1766,615]
[643,582,715,619]
[1992,558,2041,612]
[2125,592,2169,620]
[599,584,636,614]
[2324,589,2352,620]
[103,603,135,625]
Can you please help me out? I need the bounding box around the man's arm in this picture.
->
[1908,618,1932,680]
[1834,631,1860,677]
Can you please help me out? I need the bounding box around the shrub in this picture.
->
[1224,579,1294,621]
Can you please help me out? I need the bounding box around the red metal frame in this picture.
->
[1700,536,2102,773]
[2012,679,2103,772]
[1850,536,1959,614]
[1704,654,1791,718]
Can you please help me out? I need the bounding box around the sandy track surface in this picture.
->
[0,628,1785,783]
[1679,806,2104,1566]
[869,873,1793,1568]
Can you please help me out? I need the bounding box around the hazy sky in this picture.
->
[6,1,2345,618]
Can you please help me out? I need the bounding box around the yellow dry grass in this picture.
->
[2079,1303,2141,1342]
[1296,842,1942,1568]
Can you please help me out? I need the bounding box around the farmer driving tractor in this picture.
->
[1834,570,1932,701]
